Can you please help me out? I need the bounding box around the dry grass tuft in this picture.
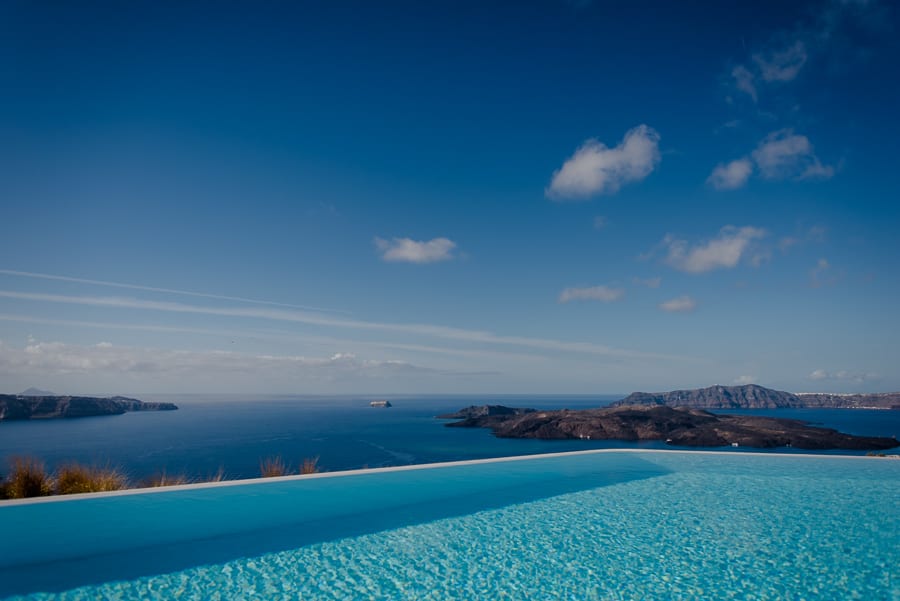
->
[56,463,127,495]
[141,470,192,488]
[259,456,289,477]
[1,454,323,501]
[300,456,320,474]
[4,456,53,498]
[206,466,227,482]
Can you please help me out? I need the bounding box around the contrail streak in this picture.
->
[0,269,351,314]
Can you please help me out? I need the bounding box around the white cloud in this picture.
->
[778,226,828,254]
[706,158,754,190]
[724,1,884,108]
[593,216,608,230]
[809,257,841,287]
[663,226,768,274]
[800,160,836,180]
[0,290,686,360]
[753,41,808,82]
[708,131,832,191]
[807,225,828,242]
[751,129,834,181]
[0,312,545,364]
[808,368,878,383]
[558,285,625,303]
[546,125,661,199]
[659,296,696,313]
[0,339,435,380]
[374,237,457,263]
[734,375,757,385]
[728,42,805,103]
[731,65,758,101]
[631,277,661,289]
[779,236,800,252]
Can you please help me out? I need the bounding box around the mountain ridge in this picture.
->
[612,384,900,409]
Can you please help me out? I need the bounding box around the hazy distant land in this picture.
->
[2,383,897,425]
[612,384,900,410]
[0,394,178,421]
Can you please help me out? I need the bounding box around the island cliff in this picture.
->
[612,384,900,409]
[0,395,178,421]
[438,405,899,450]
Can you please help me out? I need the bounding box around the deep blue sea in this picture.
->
[1,395,898,483]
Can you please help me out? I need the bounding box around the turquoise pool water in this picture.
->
[1,451,897,600]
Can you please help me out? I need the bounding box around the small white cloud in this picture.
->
[710,132,833,191]
[807,225,827,242]
[780,225,828,253]
[659,296,696,313]
[731,65,758,101]
[751,129,833,181]
[808,368,878,383]
[809,368,828,381]
[723,3,883,114]
[800,159,836,180]
[779,236,799,252]
[631,276,661,288]
[663,226,767,274]
[753,40,808,82]
[734,375,757,385]
[809,257,839,287]
[593,216,608,230]
[748,252,768,268]
[558,285,625,303]
[375,237,457,264]
[707,158,754,190]
[546,125,661,200]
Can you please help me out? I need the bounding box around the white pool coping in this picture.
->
[1,448,896,507]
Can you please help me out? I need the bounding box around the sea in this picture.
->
[1,395,899,483]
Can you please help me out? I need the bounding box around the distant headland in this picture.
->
[0,393,178,421]
[438,404,899,451]
[612,384,900,410]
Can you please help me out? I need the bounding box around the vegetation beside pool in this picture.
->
[259,455,319,478]
[0,454,321,500]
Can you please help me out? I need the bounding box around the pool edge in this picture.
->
[1,448,896,507]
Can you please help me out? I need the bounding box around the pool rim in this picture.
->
[1,447,896,507]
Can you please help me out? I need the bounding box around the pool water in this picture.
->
[1,451,897,600]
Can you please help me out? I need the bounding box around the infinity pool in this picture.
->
[1,450,897,600]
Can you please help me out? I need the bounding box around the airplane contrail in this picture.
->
[0,269,351,314]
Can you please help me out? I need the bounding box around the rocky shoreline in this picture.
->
[0,395,178,421]
[438,404,899,451]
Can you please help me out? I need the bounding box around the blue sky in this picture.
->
[1,0,898,395]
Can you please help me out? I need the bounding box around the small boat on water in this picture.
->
[369,400,392,408]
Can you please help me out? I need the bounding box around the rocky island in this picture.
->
[613,384,900,409]
[438,404,899,450]
[0,394,178,421]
